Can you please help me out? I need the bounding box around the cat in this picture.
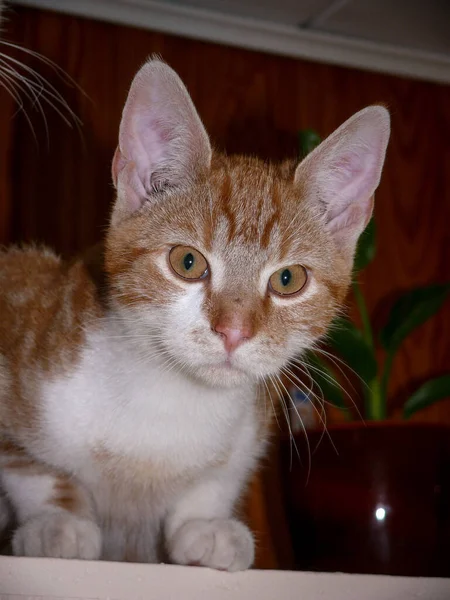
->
[0,57,390,570]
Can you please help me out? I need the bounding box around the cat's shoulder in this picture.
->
[0,243,108,380]
[0,244,106,308]
[0,242,108,336]
[0,244,61,275]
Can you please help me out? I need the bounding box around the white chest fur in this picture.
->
[38,320,257,520]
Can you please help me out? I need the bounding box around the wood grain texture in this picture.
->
[0,4,449,568]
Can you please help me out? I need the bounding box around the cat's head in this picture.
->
[105,58,389,388]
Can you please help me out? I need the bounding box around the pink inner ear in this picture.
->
[112,59,212,215]
[326,195,374,238]
[113,149,147,220]
[127,112,170,184]
[325,145,378,223]
[334,152,365,181]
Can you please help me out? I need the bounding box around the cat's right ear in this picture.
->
[111,58,212,225]
[294,106,390,261]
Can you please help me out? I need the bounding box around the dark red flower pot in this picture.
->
[280,422,450,577]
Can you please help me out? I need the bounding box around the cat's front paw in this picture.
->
[13,512,102,560]
[168,518,254,572]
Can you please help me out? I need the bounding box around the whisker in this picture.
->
[276,373,311,483]
[281,366,338,457]
[0,58,50,139]
[0,39,88,97]
[290,354,364,422]
[269,374,301,473]
[1,51,82,123]
[262,378,281,433]
[289,362,334,453]
[289,357,350,410]
[313,345,368,392]
[268,374,293,468]
[306,350,366,424]
[0,44,84,140]
[0,65,37,139]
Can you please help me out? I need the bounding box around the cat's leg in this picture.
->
[164,413,261,573]
[102,519,159,563]
[165,471,254,572]
[0,442,101,559]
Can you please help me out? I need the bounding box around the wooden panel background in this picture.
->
[0,4,449,568]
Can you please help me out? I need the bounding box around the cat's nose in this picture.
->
[213,322,252,353]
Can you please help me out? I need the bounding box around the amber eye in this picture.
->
[269,265,307,296]
[169,246,208,281]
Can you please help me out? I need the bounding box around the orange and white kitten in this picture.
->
[0,58,390,570]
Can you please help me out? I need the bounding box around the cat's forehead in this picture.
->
[206,155,317,262]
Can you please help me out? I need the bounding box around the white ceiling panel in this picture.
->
[316,0,450,56]
[162,0,333,25]
[10,0,450,84]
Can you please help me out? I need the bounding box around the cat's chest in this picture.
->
[41,341,251,485]
[87,384,238,488]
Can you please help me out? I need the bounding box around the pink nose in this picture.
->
[214,323,252,353]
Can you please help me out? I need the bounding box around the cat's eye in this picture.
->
[269,265,307,297]
[169,246,209,281]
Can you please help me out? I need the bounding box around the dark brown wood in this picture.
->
[280,423,450,576]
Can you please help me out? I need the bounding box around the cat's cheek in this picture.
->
[236,351,286,379]
[239,331,317,378]
[163,290,226,364]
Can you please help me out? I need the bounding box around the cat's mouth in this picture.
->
[200,357,250,384]
[224,357,234,369]
[216,357,243,373]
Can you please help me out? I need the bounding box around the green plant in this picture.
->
[298,130,450,420]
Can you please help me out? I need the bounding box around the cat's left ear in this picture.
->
[111,58,212,225]
[295,106,390,259]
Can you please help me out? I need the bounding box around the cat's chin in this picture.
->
[192,363,255,388]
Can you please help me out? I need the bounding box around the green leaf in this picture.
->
[354,217,376,272]
[380,283,450,352]
[326,318,378,386]
[403,375,450,419]
[298,129,321,158]
[302,350,346,410]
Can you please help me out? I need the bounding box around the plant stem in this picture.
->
[367,378,385,420]
[352,280,384,420]
[352,281,374,348]
[380,349,395,411]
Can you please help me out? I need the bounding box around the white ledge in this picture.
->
[1,556,450,599]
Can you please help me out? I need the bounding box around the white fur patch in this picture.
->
[13,513,101,560]
[29,318,262,561]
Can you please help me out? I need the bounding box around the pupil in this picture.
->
[183,253,195,271]
[281,269,292,287]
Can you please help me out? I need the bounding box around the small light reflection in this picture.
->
[375,506,386,521]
